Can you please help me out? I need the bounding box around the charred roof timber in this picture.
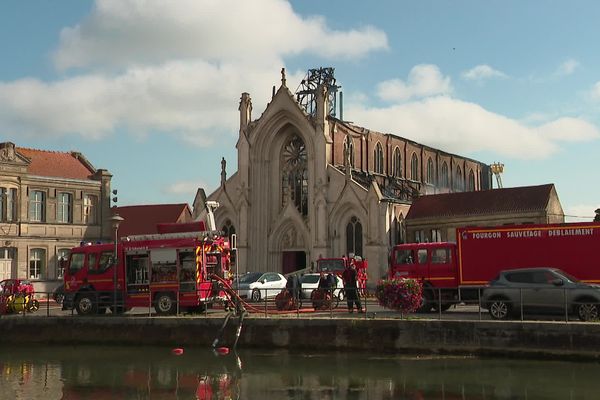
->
[295,67,341,118]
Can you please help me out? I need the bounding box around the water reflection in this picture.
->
[1,346,599,399]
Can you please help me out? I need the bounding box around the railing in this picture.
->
[2,287,598,323]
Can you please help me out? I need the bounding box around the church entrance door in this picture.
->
[281,251,306,275]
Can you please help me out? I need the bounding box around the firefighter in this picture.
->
[342,262,363,313]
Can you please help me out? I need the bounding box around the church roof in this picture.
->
[17,147,96,180]
[406,184,555,219]
[114,203,192,237]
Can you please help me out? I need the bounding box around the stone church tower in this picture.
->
[195,68,491,282]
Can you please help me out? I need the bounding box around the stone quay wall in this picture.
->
[1,317,599,360]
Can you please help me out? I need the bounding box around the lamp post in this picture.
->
[110,213,124,314]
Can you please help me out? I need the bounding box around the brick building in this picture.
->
[0,142,112,293]
[406,184,565,242]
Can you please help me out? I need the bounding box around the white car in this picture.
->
[234,272,287,302]
[299,273,345,301]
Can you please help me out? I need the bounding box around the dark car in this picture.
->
[482,267,600,321]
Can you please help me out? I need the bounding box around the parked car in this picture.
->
[233,272,287,302]
[481,267,600,321]
[300,273,345,301]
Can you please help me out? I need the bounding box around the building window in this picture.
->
[281,134,308,216]
[441,162,449,187]
[410,153,419,181]
[426,158,435,184]
[468,170,475,191]
[29,248,46,280]
[415,230,425,243]
[431,229,442,242]
[346,216,363,257]
[374,142,384,174]
[394,217,404,245]
[455,166,464,191]
[343,135,354,167]
[222,219,236,244]
[392,147,402,177]
[57,248,70,279]
[57,192,73,223]
[0,188,17,222]
[0,247,15,280]
[29,190,45,222]
[83,194,98,224]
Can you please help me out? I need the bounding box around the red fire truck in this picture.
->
[62,225,231,316]
[316,255,368,295]
[389,221,600,312]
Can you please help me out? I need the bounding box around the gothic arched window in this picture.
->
[410,153,419,181]
[426,157,435,184]
[455,166,464,191]
[221,219,236,244]
[346,216,363,257]
[441,162,449,187]
[343,135,355,167]
[281,134,308,216]
[468,170,476,191]
[393,147,402,177]
[374,142,384,174]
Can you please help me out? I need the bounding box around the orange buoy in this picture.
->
[171,348,184,356]
[216,347,229,355]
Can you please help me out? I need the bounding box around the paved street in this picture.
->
[4,298,582,323]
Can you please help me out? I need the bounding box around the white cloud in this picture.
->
[53,0,388,70]
[0,0,386,144]
[556,59,579,76]
[163,180,207,196]
[377,64,452,102]
[346,96,600,160]
[536,117,600,142]
[461,64,507,81]
[0,62,288,144]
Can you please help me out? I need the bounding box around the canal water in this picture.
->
[1,345,599,399]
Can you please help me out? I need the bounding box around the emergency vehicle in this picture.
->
[388,221,600,312]
[63,202,232,316]
[316,255,368,295]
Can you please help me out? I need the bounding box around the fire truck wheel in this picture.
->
[577,301,599,321]
[488,298,511,320]
[417,290,434,313]
[109,306,125,315]
[251,289,261,302]
[433,303,452,312]
[27,299,40,312]
[75,293,98,316]
[155,293,176,315]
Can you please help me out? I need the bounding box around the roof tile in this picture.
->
[114,204,192,237]
[17,147,95,180]
[406,184,554,219]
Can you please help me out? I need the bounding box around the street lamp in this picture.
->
[110,213,124,314]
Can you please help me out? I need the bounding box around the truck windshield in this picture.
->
[69,253,85,274]
[317,259,345,272]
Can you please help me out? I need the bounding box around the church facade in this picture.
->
[198,69,491,281]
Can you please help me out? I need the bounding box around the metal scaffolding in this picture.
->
[295,67,341,118]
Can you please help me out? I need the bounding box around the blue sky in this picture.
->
[1,0,599,221]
